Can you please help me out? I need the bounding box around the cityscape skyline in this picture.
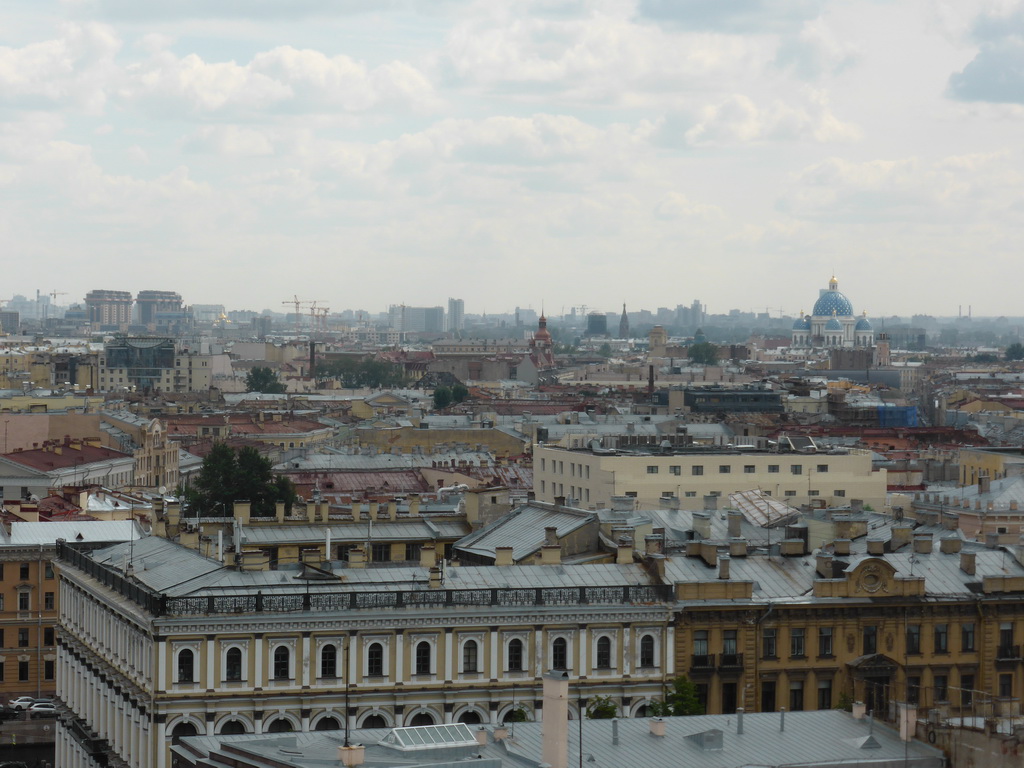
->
[3,2,1024,314]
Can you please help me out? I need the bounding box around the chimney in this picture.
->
[890,524,913,551]
[866,538,885,556]
[649,718,666,738]
[979,473,991,494]
[495,546,514,567]
[728,538,747,558]
[985,532,999,549]
[540,544,562,565]
[338,745,366,767]
[727,510,742,539]
[542,671,570,768]
[718,554,731,580]
[275,501,286,524]
[475,727,488,747]
[779,707,786,732]
[852,701,866,720]
[545,526,559,546]
[941,511,959,531]
[833,514,853,541]
[554,496,566,507]
[704,494,718,512]
[233,501,251,525]
[616,537,634,565]
[833,538,851,556]
[428,565,443,588]
[815,552,834,578]
[493,726,509,742]
[940,535,962,554]
[420,543,437,568]
[386,500,398,520]
[912,534,933,555]
[645,534,664,556]
[409,494,421,516]
[898,703,917,742]
[780,539,804,557]
[736,707,744,734]
[692,512,712,540]
[960,551,976,575]
[368,501,379,520]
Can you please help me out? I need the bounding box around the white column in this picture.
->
[157,639,167,693]
[534,630,543,676]
[254,638,264,689]
[395,633,404,683]
[445,631,454,682]
[301,635,311,687]
[666,625,675,676]
[577,628,588,676]
[206,637,216,689]
[490,632,499,679]
[622,628,631,676]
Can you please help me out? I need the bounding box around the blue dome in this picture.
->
[792,315,811,330]
[855,316,872,331]
[813,290,854,317]
[825,315,843,331]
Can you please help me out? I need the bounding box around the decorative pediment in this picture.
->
[848,558,897,596]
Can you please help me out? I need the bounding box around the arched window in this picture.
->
[225,647,243,681]
[415,641,432,675]
[462,640,478,673]
[458,711,482,724]
[171,721,199,739]
[273,646,290,680]
[640,635,656,668]
[507,639,524,672]
[177,649,194,683]
[596,636,612,669]
[362,713,387,728]
[315,716,341,731]
[321,644,337,678]
[410,711,435,726]
[552,638,567,670]
[265,718,293,733]
[219,720,246,735]
[367,643,384,677]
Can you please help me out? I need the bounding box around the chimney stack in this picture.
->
[912,534,933,555]
[545,526,558,546]
[649,718,666,738]
[616,536,634,565]
[692,511,712,540]
[428,565,443,588]
[727,510,743,539]
[540,544,562,565]
[542,672,570,768]
[718,554,731,580]
[495,546,514,567]
[736,707,744,734]
[420,543,437,568]
[960,551,976,575]
[338,745,366,767]
[940,535,962,554]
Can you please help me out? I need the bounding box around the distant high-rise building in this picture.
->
[85,289,133,330]
[619,304,630,339]
[389,305,445,334]
[136,290,183,327]
[447,298,465,332]
[585,312,608,337]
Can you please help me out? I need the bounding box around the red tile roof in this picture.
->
[2,442,131,472]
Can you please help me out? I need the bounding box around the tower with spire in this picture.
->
[619,304,630,339]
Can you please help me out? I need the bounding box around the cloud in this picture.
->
[119,46,437,117]
[774,19,860,78]
[61,0,406,21]
[667,91,860,145]
[0,22,120,112]
[181,125,275,156]
[948,6,1024,103]
[636,0,825,33]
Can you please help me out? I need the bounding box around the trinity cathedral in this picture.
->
[791,276,875,349]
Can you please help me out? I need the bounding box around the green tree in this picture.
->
[586,695,619,719]
[503,705,530,723]
[316,358,406,388]
[180,443,296,518]
[451,384,470,403]
[246,366,287,394]
[687,342,718,366]
[433,386,452,409]
[1006,342,1024,361]
[649,675,703,717]
[598,342,613,358]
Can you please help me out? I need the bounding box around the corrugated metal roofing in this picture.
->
[7,520,141,546]
[455,504,594,560]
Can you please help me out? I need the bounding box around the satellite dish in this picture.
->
[159,486,167,495]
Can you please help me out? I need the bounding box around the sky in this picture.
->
[2,0,1024,319]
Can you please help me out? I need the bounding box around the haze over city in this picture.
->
[4,1,1024,315]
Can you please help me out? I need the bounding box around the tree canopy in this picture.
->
[649,675,704,717]
[1006,342,1024,361]
[180,443,296,517]
[586,695,619,719]
[316,358,406,388]
[687,342,718,366]
[245,366,287,394]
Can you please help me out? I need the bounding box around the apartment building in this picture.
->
[533,444,887,511]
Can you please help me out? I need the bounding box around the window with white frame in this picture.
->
[272,645,291,680]
[320,644,338,678]
[366,642,385,677]
[224,647,244,681]
[177,648,195,683]
[415,641,432,675]
[462,640,479,673]
[507,638,525,671]
[639,634,656,668]
[551,637,568,670]
[595,636,613,669]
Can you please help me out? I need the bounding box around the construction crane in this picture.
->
[307,301,327,334]
[281,296,314,333]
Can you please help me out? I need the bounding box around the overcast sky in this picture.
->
[3,1,1023,319]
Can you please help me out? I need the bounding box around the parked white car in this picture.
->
[8,697,36,711]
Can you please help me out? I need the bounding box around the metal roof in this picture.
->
[454,504,594,560]
[6,520,141,546]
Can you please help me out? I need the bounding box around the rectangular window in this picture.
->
[961,623,975,652]
[18,592,29,611]
[790,628,805,658]
[999,673,1013,699]
[718,465,731,474]
[934,624,948,654]
[371,543,390,563]
[934,674,948,702]
[906,625,921,655]
[960,674,974,706]
[44,660,54,680]
[693,631,709,656]
[692,465,704,476]
[405,543,418,562]
[790,465,802,475]
[669,465,681,475]
[817,679,832,710]
[722,630,737,656]
[789,681,804,712]
[19,661,29,681]
[761,680,776,712]
[684,491,696,497]
[808,490,820,496]
[785,490,797,497]
[762,628,777,659]
[835,490,846,497]
[907,676,920,705]
[816,464,829,473]
[863,626,877,655]
[18,629,29,647]
[647,465,659,474]
[818,627,833,658]
[744,465,755,474]
[44,592,55,610]
[45,562,54,579]
[768,465,779,473]
[44,627,54,646]
[20,562,30,579]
